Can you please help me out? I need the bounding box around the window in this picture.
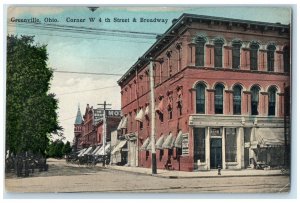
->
[267,45,276,72]
[139,121,143,130]
[268,87,277,116]
[250,43,259,70]
[232,41,242,69]
[195,38,205,66]
[194,128,206,163]
[196,83,206,114]
[168,108,173,120]
[214,40,224,68]
[215,84,224,114]
[283,46,290,73]
[233,85,242,115]
[225,128,237,162]
[251,86,260,115]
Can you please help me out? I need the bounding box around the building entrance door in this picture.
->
[210,138,222,169]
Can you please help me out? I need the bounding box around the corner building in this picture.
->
[117,14,290,171]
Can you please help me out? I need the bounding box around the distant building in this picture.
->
[73,104,121,151]
[73,106,83,151]
[117,14,290,171]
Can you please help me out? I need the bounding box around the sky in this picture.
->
[6,6,291,143]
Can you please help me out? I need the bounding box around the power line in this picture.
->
[53,70,123,76]
[56,85,119,96]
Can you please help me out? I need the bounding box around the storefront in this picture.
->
[190,115,287,171]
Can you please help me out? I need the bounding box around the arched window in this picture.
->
[232,41,242,69]
[268,87,277,116]
[196,83,206,114]
[214,39,224,68]
[250,86,260,115]
[250,43,259,70]
[283,46,290,73]
[267,45,276,72]
[215,84,224,114]
[233,85,242,115]
[195,37,206,67]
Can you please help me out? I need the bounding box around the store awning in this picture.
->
[111,140,127,155]
[146,139,153,151]
[162,133,174,149]
[140,137,150,151]
[82,146,93,156]
[144,105,149,117]
[155,135,165,149]
[117,117,124,130]
[256,128,286,147]
[78,148,88,157]
[135,108,144,122]
[91,145,102,155]
[155,100,164,114]
[120,116,128,129]
[95,143,111,155]
[174,131,183,148]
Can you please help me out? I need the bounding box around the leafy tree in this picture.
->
[6,35,62,156]
[62,141,72,155]
[47,139,64,158]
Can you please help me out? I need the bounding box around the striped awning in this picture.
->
[146,139,153,151]
[111,140,127,155]
[155,135,165,149]
[162,133,174,149]
[120,116,128,129]
[91,145,102,155]
[95,143,111,155]
[174,131,183,148]
[155,99,164,114]
[78,148,88,157]
[117,117,124,130]
[144,105,149,117]
[135,108,144,122]
[140,137,150,151]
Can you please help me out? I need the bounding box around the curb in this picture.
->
[107,167,288,179]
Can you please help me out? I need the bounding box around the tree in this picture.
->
[62,141,72,155]
[6,35,62,156]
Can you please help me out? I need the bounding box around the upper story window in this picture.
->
[267,45,276,72]
[250,85,260,115]
[283,46,290,73]
[233,85,242,115]
[196,83,206,114]
[232,41,242,69]
[195,37,206,67]
[214,39,224,68]
[250,43,259,70]
[215,84,224,114]
[268,86,277,116]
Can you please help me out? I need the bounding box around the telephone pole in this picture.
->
[149,57,157,174]
[98,101,111,167]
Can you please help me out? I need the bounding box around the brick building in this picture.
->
[73,104,121,151]
[117,14,290,171]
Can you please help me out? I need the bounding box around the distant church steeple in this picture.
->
[74,105,83,125]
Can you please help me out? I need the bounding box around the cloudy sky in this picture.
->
[6,6,291,143]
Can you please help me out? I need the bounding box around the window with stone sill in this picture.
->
[195,37,206,67]
[232,41,242,69]
[250,43,259,70]
[267,45,276,72]
[214,39,224,68]
[268,87,277,116]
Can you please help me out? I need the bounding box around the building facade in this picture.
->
[117,14,290,171]
[73,104,122,151]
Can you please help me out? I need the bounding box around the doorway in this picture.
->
[210,138,222,169]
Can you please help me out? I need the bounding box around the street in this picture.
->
[5,159,290,193]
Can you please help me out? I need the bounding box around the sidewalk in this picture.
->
[106,165,288,179]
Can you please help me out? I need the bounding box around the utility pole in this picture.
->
[139,57,162,174]
[149,57,157,174]
[98,101,111,167]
